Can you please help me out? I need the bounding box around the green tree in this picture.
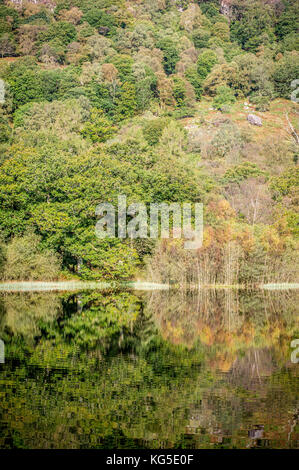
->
[200,2,221,21]
[280,32,299,53]
[185,66,203,99]
[116,82,137,120]
[172,76,187,108]
[38,21,77,46]
[110,54,134,82]
[0,5,19,35]
[0,112,10,142]
[81,108,116,143]
[0,33,16,57]
[192,28,211,49]
[142,118,168,146]
[230,1,275,52]
[223,162,264,184]
[156,38,179,75]
[197,50,218,80]
[212,85,236,111]
[134,66,157,112]
[273,52,299,98]
[82,7,117,35]
[275,1,299,40]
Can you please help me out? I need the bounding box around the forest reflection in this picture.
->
[0,289,298,449]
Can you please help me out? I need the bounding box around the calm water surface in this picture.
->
[0,289,298,449]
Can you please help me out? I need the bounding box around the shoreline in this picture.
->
[0,281,298,292]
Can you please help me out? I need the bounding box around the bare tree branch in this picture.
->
[285,113,299,145]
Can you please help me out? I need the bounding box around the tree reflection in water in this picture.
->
[0,289,298,449]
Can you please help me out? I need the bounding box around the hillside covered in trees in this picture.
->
[0,0,298,285]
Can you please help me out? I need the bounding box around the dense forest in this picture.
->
[0,0,298,285]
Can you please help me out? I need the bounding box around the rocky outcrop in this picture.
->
[247,114,262,126]
[220,0,232,17]
[219,0,283,18]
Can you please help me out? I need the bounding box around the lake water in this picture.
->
[0,288,298,449]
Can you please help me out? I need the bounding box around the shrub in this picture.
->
[197,50,218,80]
[223,162,264,184]
[1,233,61,281]
[81,108,116,143]
[212,85,236,111]
[38,21,77,46]
[207,122,243,161]
[0,112,10,142]
[250,94,270,111]
[156,38,179,75]
[142,118,168,145]
[272,52,299,98]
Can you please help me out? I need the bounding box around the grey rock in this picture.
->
[247,114,262,126]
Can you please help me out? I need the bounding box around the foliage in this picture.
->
[250,94,270,111]
[82,7,117,35]
[197,50,218,80]
[156,37,179,75]
[0,112,10,142]
[142,118,168,146]
[0,2,298,448]
[1,233,61,281]
[207,122,244,160]
[272,52,299,98]
[116,82,137,120]
[275,1,299,40]
[0,0,297,282]
[222,162,264,184]
[230,0,275,52]
[1,288,298,448]
[185,65,203,99]
[38,21,77,46]
[81,108,116,142]
[212,85,236,111]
